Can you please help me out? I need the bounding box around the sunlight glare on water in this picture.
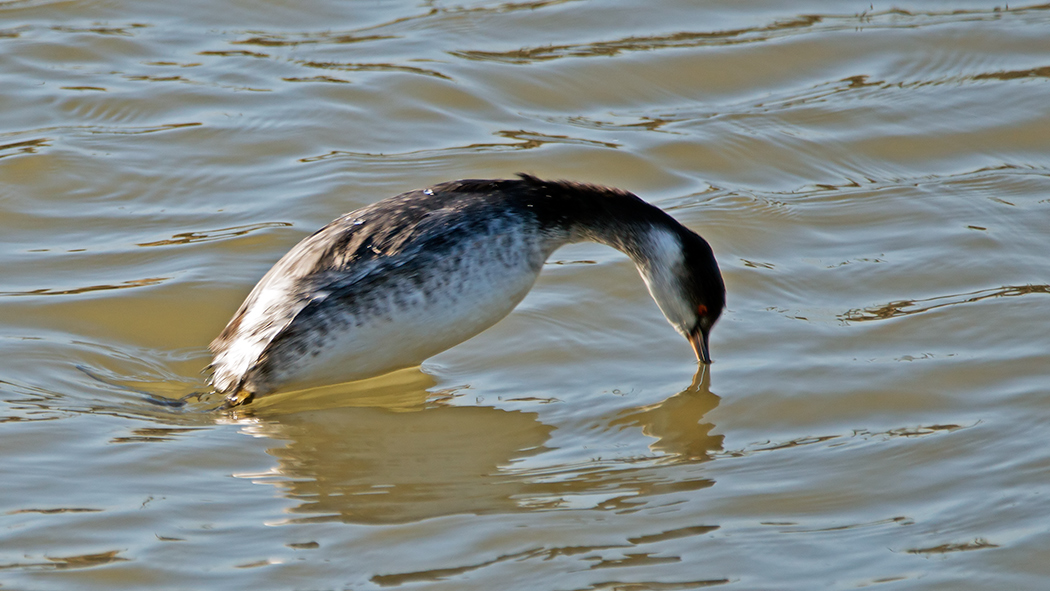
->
[1,0,1049,589]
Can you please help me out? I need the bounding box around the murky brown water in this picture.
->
[2,1,1050,589]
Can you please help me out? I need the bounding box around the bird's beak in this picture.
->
[687,326,712,365]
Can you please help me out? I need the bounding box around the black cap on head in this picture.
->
[677,230,725,363]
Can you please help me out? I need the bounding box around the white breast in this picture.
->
[250,229,549,393]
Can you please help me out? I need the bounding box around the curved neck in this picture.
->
[504,176,717,340]
[517,177,688,266]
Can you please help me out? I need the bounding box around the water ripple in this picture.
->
[0,138,49,159]
[293,59,451,80]
[233,33,396,48]
[299,129,617,162]
[0,277,170,297]
[136,222,291,247]
[451,15,823,63]
[0,550,128,571]
[450,5,1050,65]
[841,285,1050,323]
[906,538,999,555]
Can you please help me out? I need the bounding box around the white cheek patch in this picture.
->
[647,228,684,268]
[637,228,693,333]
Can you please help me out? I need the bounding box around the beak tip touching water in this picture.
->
[687,328,712,365]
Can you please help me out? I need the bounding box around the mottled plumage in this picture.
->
[209,175,724,405]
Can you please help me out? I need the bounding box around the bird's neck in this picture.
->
[523,179,687,268]
[518,178,694,333]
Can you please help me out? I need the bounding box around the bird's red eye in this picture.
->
[697,304,708,316]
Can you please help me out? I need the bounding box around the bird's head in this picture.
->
[638,227,725,364]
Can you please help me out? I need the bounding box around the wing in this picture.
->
[207,186,496,393]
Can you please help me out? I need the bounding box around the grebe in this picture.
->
[209,175,724,406]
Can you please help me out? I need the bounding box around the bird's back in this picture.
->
[209,179,558,398]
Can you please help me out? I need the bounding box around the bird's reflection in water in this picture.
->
[608,365,722,463]
[233,367,722,524]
